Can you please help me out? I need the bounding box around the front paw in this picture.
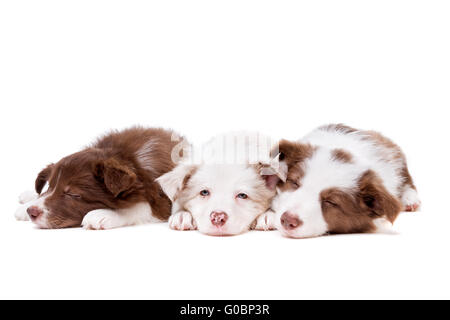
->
[251,210,277,231]
[15,205,30,221]
[81,209,122,230]
[168,211,197,231]
[18,190,38,204]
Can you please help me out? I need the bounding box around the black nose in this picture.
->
[27,206,43,219]
[280,211,303,230]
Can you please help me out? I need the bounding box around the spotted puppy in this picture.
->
[269,124,420,238]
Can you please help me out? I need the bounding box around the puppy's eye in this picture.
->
[288,179,300,188]
[323,200,338,207]
[65,193,81,199]
[236,193,248,200]
[200,190,210,197]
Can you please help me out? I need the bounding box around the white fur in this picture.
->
[168,211,197,230]
[15,190,39,221]
[157,164,194,202]
[81,202,161,230]
[14,193,52,228]
[14,204,30,221]
[251,210,277,231]
[302,128,403,196]
[18,190,38,204]
[401,187,421,209]
[373,217,396,234]
[181,164,271,235]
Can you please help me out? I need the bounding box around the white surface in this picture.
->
[1,1,449,299]
[1,213,448,299]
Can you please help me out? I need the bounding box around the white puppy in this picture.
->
[271,124,420,238]
[157,132,283,236]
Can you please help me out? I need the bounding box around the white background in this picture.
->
[0,0,449,299]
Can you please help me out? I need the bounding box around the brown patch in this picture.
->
[400,166,416,191]
[276,140,315,191]
[182,168,196,190]
[363,130,417,194]
[331,148,353,163]
[357,170,402,223]
[321,170,402,234]
[33,127,183,228]
[364,130,404,160]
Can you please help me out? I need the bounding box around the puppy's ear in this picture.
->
[357,170,402,223]
[278,139,314,165]
[258,153,288,190]
[156,164,197,201]
[35,164,54,194]
[94,158,137,198]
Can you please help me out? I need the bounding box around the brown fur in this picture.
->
[320,170,402,234]
[331,148,353,163]
[250,165,278,210]
[277,140,315,191]
[363,130,417,193]
[35,127,184,228]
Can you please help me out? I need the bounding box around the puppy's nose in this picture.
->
[27,206,43,219]
[280,211,303,230]
[210,211,228,227]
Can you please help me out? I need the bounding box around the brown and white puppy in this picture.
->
[14,127,186,229]
[268,124,420,238]
[157,132,283,236]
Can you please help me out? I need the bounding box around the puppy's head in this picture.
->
[272,140,402,238]
[26,149,144,228]
[157,163,279,236]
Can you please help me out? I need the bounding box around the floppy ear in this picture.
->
[94,158,137,198]
[156,164,197,201]
[358,170,402,223]
[35,164,54,194]
[258,153,288,190]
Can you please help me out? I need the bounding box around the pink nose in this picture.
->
[210,211,228,227]
[280,211,303,230]
[27,206,43,219]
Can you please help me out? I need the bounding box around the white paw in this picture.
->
[251,210,277,231]
[168,211,197,231]
[401,187,421,212]
[14,204,30,221]
[373,218,396,234]
[81,209,123,230]
[18,190,38,204]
